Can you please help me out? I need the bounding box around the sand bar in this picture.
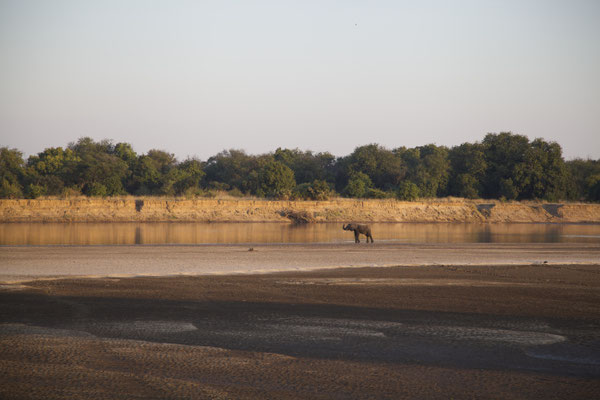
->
[1,242,599,283]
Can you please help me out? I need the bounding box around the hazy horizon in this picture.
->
[1,0,599,161]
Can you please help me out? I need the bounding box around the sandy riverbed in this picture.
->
[1,242,599,283]
[1,261,600,399]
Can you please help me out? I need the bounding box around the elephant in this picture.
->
[343,223,374,243]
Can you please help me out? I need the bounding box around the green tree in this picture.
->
[160,158,206,196]
[396,181,420,201]
[26,147,80,195]
[586,175,600,202]
[482,132,530,199]
[258,159,296,198]
[129,149,179,195]
[499,178,518,200]
[68,137,128,196]
[204,150,264,194]
[0,147,25,198]
[274,148,336,184]
[343,172,372,198]
[293,179,334,200]
[483,133,568,201]
[113,142,138,192]
[131,155,161,194]
[113,142,137,165]
[345,144,404,191]
[565,159,600,201]
[452,174,480,199]
[448,142,486,198]
[519,139,567,201]
[395,145,449,197]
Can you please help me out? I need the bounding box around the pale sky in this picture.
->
[1,0,599,161]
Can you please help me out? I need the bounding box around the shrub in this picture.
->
[396,181,419,201]
[308,179,333,200]
[25,184,45,199]
[61,187,82,198]
[86,183,108,197]
[586,174,600,201]
[293,180,334,200]
[343,172,372,198]
[1,178,24,198]
[366,188,391,199]
[258,160,296,199]
[499,178,518,200]
[228,188,245,197]
[292,183,311,199]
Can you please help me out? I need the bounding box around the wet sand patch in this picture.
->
[1,264,599,399]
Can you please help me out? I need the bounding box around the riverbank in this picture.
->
[1,197,599,223]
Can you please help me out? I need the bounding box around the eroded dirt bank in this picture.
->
[1,197,599,223]
[1,265,599,399]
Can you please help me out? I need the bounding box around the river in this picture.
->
[1,222,600,245]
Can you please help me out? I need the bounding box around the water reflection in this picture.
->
[1,223,599,246]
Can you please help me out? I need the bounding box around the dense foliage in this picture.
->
[1,133,599,201]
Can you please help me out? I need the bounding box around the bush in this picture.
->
[396,181,419,201]
[308,179,333,200]
[208,181,230,191]
[85,183,108,197]
[258,160,296,199]
[0,179,24,198]
[453,173,479,199]
[586,175,600,201]
[25,184,45,199]
[104,176,126,196]
[293,179,333,200]
[292,183,311,199]
[228,188,245,197]
[182,187,204,198]
[366,188,391,199]
[343,172,372,198]
[499,178,518,200]
[61,187,82,198]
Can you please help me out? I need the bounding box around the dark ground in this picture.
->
[1,264,600,399]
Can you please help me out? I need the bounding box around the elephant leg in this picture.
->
[354,231,360,243]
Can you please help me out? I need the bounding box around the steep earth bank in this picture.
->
[0,198,599,223]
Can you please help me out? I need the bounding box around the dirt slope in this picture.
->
[0,198,598,223]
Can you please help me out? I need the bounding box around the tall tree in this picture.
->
[338,144,404,192]
[26,147,81,196]
[274,148,336,185]
[204,149,263,194]
[482,132,530,199]
[258,159,296,198]
[566,159,600,201]
[448,142,486,198]
[395,144,449,197]
[0,147,25,198]
[68,137,128,196]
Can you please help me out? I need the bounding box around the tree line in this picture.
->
[1,133,599,202]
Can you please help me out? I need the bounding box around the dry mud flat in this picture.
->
[1,263,600,399]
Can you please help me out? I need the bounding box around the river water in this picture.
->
[1,222,600,246]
